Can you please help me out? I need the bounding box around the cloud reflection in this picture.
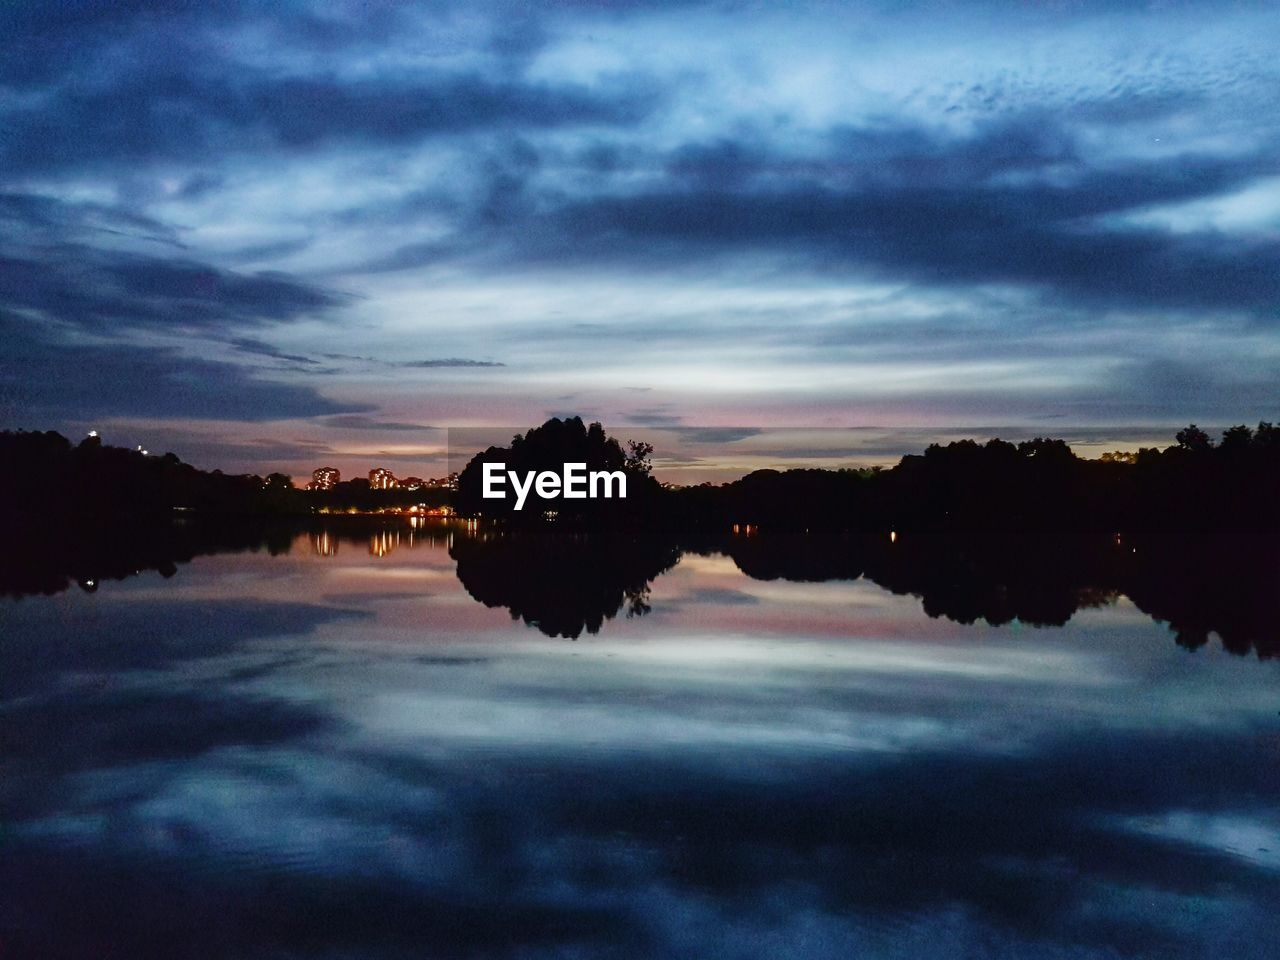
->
[3,524,1280,957]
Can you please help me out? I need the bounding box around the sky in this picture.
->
[3,0,1279,483]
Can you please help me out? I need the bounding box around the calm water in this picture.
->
[2,520,1278,959]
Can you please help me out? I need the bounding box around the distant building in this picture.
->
[311,466,341,490]
[400,476,425,491]
[369,467,398,490]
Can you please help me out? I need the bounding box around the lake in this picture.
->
[2,519,1278,959]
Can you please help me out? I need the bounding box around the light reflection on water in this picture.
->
[1,520,1278,959]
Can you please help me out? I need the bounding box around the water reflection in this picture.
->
[0,517,295,599]
[6,518,1276,656]
[710,532,1280,658]
[451,530,681,638]
[416,524,1280,657]
[2,518,1279,958]
[310,528,338,557]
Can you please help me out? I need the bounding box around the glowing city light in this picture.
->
[311,466,341,491]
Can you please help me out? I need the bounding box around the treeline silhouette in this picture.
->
[0,430,448,520]
[7,419,1280,534]
[450,417,1280,534]
[666,423,1280,533]
[0,430,306,518]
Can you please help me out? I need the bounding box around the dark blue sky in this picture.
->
[3,1,1278,480]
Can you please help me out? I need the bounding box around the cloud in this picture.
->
[624,409,686,428]
[398,359,506,368]
[141,435,340,467]
[3,0,1279,461]
[0,194,347,334]
[318,353,505,369]
[359,111,1280,317]
[0,192,183,248]
[321,415,438,431]
[0,194,360,429]
[1111,357,1280,418]
[0,313,368,425]
[316,353,504,368]
[229,337,323,366]
[0,4,659,175]
[537,148,1280,315]
[671,427,764,444]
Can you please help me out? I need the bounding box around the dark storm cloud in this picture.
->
[0,313,367,423]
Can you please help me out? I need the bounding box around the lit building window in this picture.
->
[311,467,341,490]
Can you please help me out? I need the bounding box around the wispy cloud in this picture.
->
[321,415,438,431]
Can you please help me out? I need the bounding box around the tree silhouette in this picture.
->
[450,528,679,638]
[455,417,660,525]
[1175,424,1213,452]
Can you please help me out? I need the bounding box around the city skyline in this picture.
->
[4,1,1279,484]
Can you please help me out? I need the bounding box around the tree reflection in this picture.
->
[0,518,297,599]
[2,518,1276,657]
[711,534,1117,628]
[0,516,443,599]
[450,529,680,638]
[706,532,1280,658]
